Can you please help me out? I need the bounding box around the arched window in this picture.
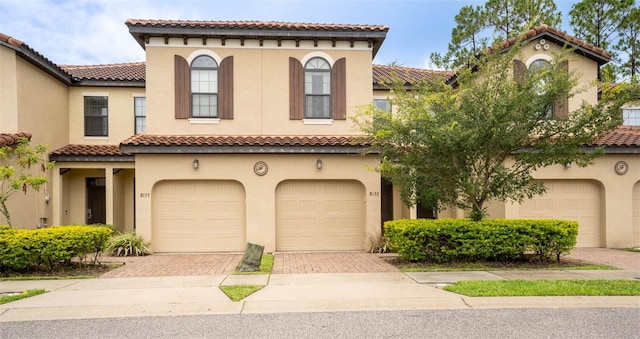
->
[304,57,331,119]
[528,59,553,118]
[191,55,218,117]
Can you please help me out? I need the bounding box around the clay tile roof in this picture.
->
[49,144,131,157]
[373,64,454,86]
[497,24,612,63]
[120,134,369,147]
[589,126,640,147]
[59,62,146,81]
[125,19,388,32]
[0,32,24,48]
[0,131,32,147]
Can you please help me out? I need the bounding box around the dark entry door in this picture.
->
[381,178,394,233]
[86,178,106,224]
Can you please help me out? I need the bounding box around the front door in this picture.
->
[86,178,106,224]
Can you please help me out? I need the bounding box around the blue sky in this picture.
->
[0,0,578,68]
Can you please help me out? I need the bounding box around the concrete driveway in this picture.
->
[99,252,398,278]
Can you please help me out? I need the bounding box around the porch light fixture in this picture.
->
[193,159,199,169]
[564,162,571,169]
[316,159,323,170]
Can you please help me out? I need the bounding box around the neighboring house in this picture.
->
[0,21,638,251]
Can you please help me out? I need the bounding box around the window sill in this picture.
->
[189,118,220,124]
[303,119,333,125]
[84,136,109,140]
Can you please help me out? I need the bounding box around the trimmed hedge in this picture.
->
[384,218,578,263]
[0,225,113,272]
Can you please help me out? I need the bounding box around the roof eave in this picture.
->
[120,145,374,154]
[0,40,72,85]
[524,31,611,65]
[49,155,135,162]
[71,79,146,87]
[127,26,387,58]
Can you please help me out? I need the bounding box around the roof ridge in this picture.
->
[59,61,145,69]
[125,19,388,29]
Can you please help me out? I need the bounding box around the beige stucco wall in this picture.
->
[68,87,144,144]
[0,47,69,228]
[134,153,381,253]
[145,38,373,136]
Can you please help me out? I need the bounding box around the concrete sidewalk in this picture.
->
[1,268,638,322]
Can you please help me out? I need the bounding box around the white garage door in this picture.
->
[152,180,245,252]
[276,180,365,251]
[519,180,602,247]
[632,182,640,247]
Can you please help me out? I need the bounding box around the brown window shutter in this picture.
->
[513,59,526,83]
[554,61,569,119]
[289,57,304,120]
[219,56,234,119]
[174,55,190,119]
[331,58,347,120]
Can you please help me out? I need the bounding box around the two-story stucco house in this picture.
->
[1,20,639,252]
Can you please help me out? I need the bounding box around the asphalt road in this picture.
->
[1,308,638,338]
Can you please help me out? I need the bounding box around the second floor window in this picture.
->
[374,99,392,113]
[528,59,554,119]
[623,107,640,126]
[84,96,108,137]
[134,97,146,134]
[191,55,218,118]
[304,57,331,119]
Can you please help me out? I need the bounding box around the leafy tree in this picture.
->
[431,0,561,69]
[357,45,623,221]
[569,0,636,79]
[615,7,640,79]
[0,138,53,226]
[569,0,634,51]
[484,0,561,38]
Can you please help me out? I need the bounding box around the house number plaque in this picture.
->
[254,161,268,176]
[614,161,629,175]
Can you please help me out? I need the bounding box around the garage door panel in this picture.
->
[519,180,601,247]
[276,180,365,251]
[152,180,245,253]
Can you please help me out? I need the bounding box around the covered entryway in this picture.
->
[276,180,365,251]
[519,180,603,247]
[152,180,246,252]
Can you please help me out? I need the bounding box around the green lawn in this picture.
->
[443,279,640,296]
[220,285,264,301]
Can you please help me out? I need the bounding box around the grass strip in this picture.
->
[234,253,274,275]
[395,260,617,272]
[220,285,264,301]
[0,289,46,305]
[443,279,640,297]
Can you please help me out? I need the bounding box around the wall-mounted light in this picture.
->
[564,162,572,169]
[193,159,199,169]
[316,159,323,170]
[44,194,51,204]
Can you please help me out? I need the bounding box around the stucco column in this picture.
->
[105,167,114,225]
[51,167,63,226]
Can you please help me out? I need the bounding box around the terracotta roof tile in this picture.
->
[0,131,32,147]
[59,62,145,81]
[49,144,131,157]
[590,126,640,147]
[496,24,612,61]
[125,19,388,32]
[373,65,454,86]
[120,134,370,147]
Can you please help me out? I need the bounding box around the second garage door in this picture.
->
[276,180,365,251]
[152,180,246,253]
[519,180,602,247]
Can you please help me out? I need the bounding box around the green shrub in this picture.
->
[106,232,150,257]
[0,225,113,272]
[384,218,577,263]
